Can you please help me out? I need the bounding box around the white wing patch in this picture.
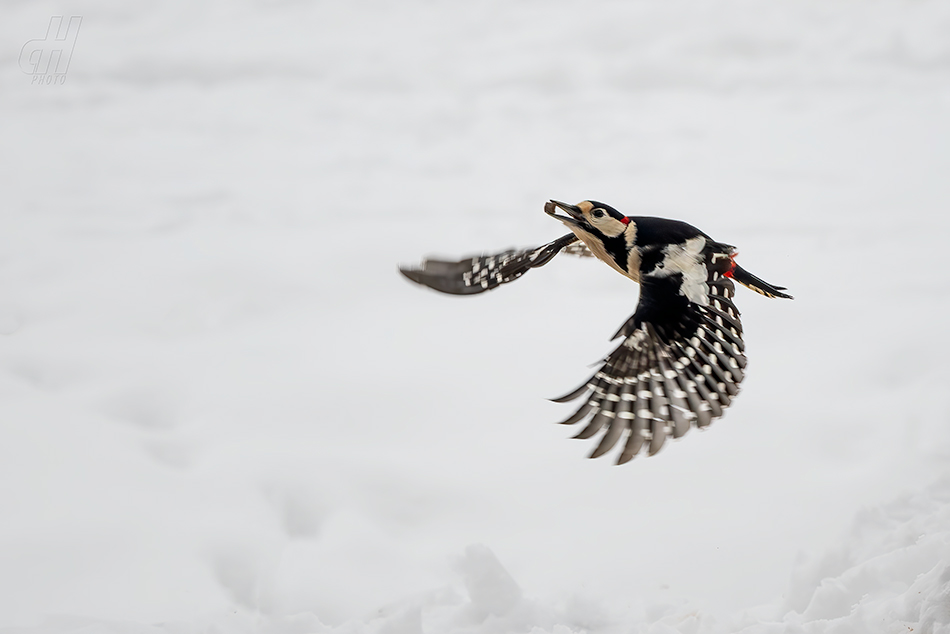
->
[647,236,709,306]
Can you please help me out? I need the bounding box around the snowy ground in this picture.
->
[2,1,950,632]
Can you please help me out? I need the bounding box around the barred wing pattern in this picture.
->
[399,233,579,295]
[553,249,746,464]
[562,242,594,258]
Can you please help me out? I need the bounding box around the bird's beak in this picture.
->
[544,200,584,226]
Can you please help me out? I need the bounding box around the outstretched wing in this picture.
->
[562,242,593,258]
[399,233,579,295]
[553,244,746,464]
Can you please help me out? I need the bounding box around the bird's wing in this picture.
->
[562,242,594,258]
[553,245,747,464]
[399,233,579,295]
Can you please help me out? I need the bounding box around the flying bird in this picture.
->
[400,200,792,464]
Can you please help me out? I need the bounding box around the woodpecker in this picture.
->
[400,200,792,464]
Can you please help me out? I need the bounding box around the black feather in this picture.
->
[399,233,579,296]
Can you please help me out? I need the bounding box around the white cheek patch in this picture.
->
[593,217,626,238]
[648,235,709,305]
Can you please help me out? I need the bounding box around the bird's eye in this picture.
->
[592,209,605,219]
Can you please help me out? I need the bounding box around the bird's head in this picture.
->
[544,200,631,239]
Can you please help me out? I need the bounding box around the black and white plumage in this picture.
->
[400,200,792,464]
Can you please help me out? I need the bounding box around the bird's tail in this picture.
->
[730,264,793,299]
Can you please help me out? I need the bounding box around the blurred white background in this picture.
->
[2,2,950,632]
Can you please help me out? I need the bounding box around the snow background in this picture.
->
[2,1,950,632]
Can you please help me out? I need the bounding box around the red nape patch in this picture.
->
[621,217,630,225]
